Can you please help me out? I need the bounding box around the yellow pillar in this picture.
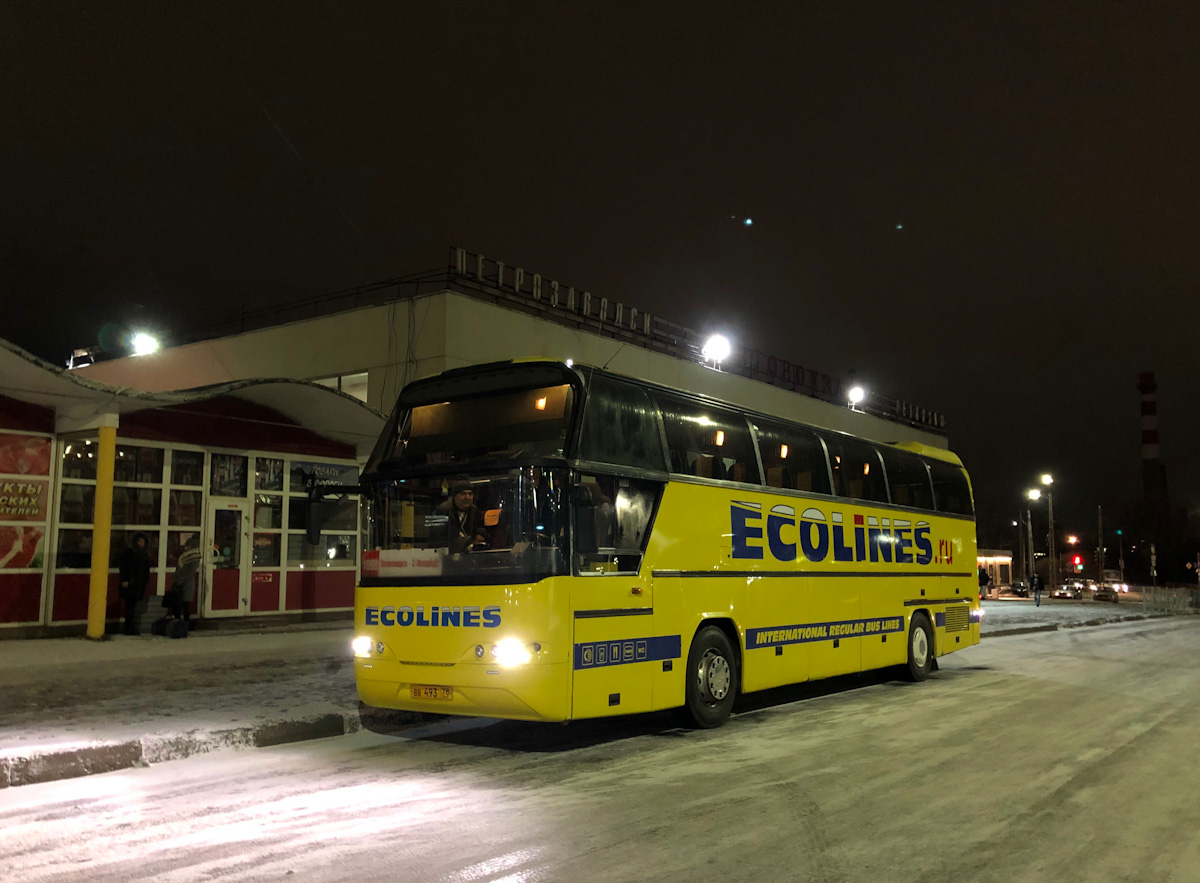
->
[86,422,118,640]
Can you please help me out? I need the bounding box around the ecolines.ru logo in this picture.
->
[364,605,501,628]
[730,501,934,565]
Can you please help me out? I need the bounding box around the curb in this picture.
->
[0,708,429,790]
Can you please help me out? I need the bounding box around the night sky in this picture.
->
[3,3,1198,552]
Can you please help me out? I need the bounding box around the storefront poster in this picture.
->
[0,478,49,521]
[0,433,51,476]
[0,526,45,569]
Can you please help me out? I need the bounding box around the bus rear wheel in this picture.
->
[904,612,934,681]
[679,625,738,728]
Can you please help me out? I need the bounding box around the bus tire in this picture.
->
[679,625,738,728]
[904,612,934,682]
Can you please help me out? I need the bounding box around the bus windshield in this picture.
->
[383,383,575,468]
[360,467,568,586]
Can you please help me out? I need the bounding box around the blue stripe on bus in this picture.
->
[746,616,906,649]
[574,635,682,670]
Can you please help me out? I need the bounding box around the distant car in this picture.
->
[1007,581,1030,598]
[1093,584,1120,603]
[1052,584,1083,600]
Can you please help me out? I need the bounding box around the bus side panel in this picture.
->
[806,574,864,680]
[570,577,655,719]
[648,576,686,711]
[740,574,809,694]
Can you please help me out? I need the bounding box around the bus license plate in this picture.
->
[411,684,453,701]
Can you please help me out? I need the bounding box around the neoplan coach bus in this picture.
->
[346,360,980,728]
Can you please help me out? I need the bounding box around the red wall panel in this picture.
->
[285,569,354,610]
[0,572,43,623]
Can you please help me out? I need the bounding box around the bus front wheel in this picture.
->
[904,613,934,682]
[679,625,738,728]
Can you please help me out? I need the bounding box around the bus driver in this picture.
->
[438,479,489,554]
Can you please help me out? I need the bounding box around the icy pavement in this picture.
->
[0,599,1177,788]
[979,598,1160,634]
[0,624,390,788]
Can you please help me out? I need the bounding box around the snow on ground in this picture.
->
[0,601,1168,758]
[0,626,359,754]
[979,598,1153,631]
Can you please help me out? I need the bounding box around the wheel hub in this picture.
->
[698,649,731,704]
[911,628,929,668]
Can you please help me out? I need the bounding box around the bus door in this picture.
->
[205,499,251,617]
[571,566,655,719]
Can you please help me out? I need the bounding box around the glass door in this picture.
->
[206,500,251,616]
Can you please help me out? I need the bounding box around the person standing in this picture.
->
[117,533,151,636]
[1032,572,1043,607]
[167,536,203,629]
[978,566,990,601]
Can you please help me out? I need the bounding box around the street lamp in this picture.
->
[1039,475,1056,589]
[847,385,865,410]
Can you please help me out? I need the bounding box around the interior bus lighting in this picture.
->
[780,444,788,459]
[535,396,547,410]
[352,636,372,658]
[715,430,725,446]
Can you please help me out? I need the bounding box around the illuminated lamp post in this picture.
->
[847,385,865,412]
[1040,474,1056,590]
[701,334,731,369]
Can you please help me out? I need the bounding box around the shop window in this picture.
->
[60,441,99,480]
[59,484,94,524]
[210,454,248,497]
[109,530,160,569]
[112,488,162,526]
[171,450,205,487]
[253,533,281,566]
[113,445,164,484]
[287,533,356,565]
[55,529,93,568]
[168,490,202,526]
[166,530,203,568]
[254,495,283,529]
[256,457,285,492]
[288,496,356,532]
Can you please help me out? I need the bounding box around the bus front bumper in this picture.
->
[356,658,571,722]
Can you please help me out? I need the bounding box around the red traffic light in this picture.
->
[1072,555,1082,566]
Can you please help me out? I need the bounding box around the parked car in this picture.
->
[1093,584,1120,603]
[1007,581,1030,598]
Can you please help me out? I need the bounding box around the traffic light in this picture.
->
[1072,555,1082,566]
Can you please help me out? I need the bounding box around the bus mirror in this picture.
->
[573,486,598,555]
[306,499,323,545]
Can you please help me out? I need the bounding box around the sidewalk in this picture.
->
[0,602,1173,789]
[0,623,423,789]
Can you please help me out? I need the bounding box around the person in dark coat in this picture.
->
[437,479,488,554]
[117,532,151,635]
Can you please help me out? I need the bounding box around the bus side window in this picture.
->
[656,394,760,484]
[575,474,661,575]
[577,376,666,471]
[823,435,888,503]
[755,421,831,496]
[928,459,974,516]
[880,448,935,510]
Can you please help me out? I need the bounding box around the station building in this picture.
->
[4,248,952,637]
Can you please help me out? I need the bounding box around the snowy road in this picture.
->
[4,617,1200,883]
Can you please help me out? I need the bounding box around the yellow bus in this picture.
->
[350,360,979,728]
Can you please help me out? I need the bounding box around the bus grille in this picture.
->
[944,606,969,632]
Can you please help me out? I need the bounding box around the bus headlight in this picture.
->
[494,637,533,667]
[352,636,373,658]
